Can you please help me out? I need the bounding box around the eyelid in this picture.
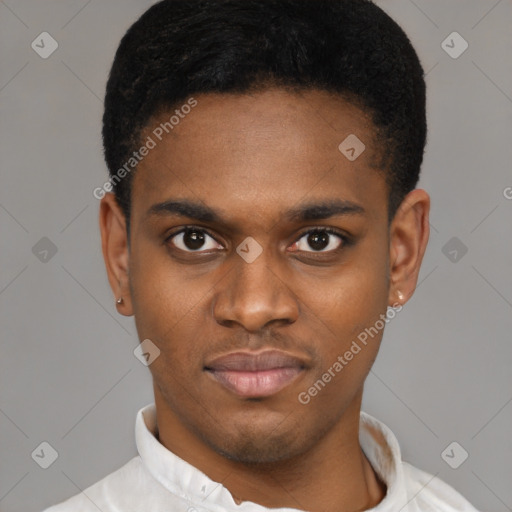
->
[291,226,350,253]
[165,225,223,250]
[165,225,217,241]
[165,225,350,253]
[294,226,349,241]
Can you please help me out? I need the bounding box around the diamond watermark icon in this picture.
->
[32,237,58,263]
[236,236,263,263]
[441,32,468,59]
[31,32,59,59]
[338,134,366,161]
[441,441,469,469]
[134,338,161,366]
[442,237,468,263]
[31,441,59,469]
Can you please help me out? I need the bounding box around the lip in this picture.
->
[204,350,307,398]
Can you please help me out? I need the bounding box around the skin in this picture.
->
[100,88,430,512]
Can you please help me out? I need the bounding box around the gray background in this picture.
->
[1,1,511,511]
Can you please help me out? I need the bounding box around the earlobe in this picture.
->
[387,189,430,308]
[99,193,134,316]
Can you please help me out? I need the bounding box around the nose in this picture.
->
[212,249,299,332]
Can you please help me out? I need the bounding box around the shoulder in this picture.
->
[40,457,146,512]
[402,462,480,512]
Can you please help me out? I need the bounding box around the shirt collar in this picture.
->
[135,403,409,511]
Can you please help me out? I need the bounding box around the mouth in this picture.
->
[204,349,307,398]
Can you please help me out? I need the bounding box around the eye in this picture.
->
[290,228,347,253]
[166,227,223,252]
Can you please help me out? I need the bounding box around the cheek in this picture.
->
[298,296,386,415]
[300,248,389,379]
[302,250,389,335]
[128,249,214,382]
[129,243,200,334]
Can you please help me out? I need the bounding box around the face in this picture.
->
[101,88,429,465]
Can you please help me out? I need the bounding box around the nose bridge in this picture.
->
[212,244,298,331]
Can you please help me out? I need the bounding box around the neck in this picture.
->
[154,387,386,512]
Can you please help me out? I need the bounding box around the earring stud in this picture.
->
[116,297,123,305]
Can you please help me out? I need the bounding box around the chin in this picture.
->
[199,419,317,466]
[215,434,298,465]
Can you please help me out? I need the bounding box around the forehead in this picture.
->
[132,88,388,226]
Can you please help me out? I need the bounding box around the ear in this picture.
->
[99,193,133,316]
[387,188,430,307]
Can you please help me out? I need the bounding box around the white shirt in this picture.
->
[43,403,479,512]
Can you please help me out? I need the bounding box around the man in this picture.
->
[45,0,479,510]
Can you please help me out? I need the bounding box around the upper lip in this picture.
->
[204,349,307,372]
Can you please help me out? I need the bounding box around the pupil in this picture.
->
[184,229,205,250]
[308,231,329,251]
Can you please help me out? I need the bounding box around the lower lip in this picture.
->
[207,367,302,398]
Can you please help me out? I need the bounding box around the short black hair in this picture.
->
[103,0,426,230]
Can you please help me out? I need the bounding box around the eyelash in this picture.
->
[164,225,351,254]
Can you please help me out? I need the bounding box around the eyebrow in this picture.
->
[285,199,365,221]
[146,198,365,224]
[147,199,222,223]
